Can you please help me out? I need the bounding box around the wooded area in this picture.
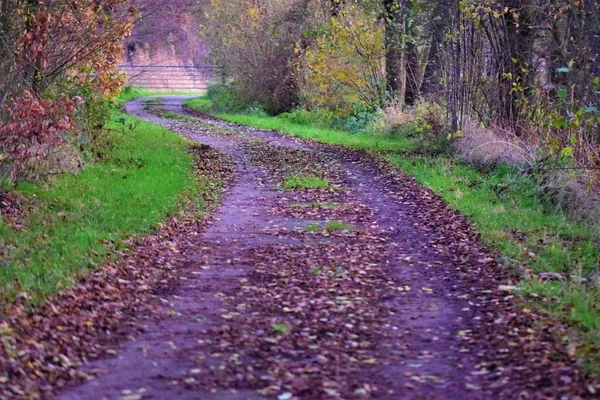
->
[0,1,600,398]
[205,0,600,180]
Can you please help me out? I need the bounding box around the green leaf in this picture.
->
[551,117,568,128]
[557,88,568,99]
[561,147,574,158]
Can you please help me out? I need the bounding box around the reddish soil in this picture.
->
[2,96,597,399]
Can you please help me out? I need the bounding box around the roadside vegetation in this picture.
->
[185,91,600,373]
[194,0,600,373]
[0,0,208,306]
[0,100,203,304]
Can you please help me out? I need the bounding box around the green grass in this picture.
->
[186,94,600,373]
[0,106,200,303]
[271,323,290,335]
[184,97,417,152]
[325,221,353,232]
[281,174,329,190]
[305,222,321,232]
[150,109,191,120]
[183,96,212,113]
[142,97,165,105]
[117,87,205,106]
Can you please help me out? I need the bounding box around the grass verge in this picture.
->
[0,101,201,304]
[185,95,600,373]
[118,87,204,105]
[184,97,417,152]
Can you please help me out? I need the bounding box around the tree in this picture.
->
[383,0,407,105]
[0,0,135,183]
[203,0,314,114]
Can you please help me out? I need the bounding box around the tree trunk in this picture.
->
[422,0,448,98]
[1,0,9,34]
[405,32,420,105]
[384,0,406,107]
[502,0,536,131]
[585,0,600,76]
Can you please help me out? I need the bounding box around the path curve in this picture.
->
[57,96,588,400]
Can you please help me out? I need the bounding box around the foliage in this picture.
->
[0,91,80,183]
[297,5,385,112]
[202,0,313,114]
[330,103,380,133]
[206,84,249,113]
[280,108,339,129]
[434,0,599,170]
[413,100,448,149]
[0,0,135,183]
[202,0,600,172]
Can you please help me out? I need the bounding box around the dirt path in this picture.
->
[58,96,591,399]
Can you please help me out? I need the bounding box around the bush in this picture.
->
[372,100,418,136]
[0,91,81,184]
[454,122,535,168]
[526,155,600,229]
[330,103,378,134]
[280,108,339,129]
[415,101,447,145]
[206,84,248,113]
[74,86,116,162]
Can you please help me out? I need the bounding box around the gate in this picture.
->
[119,64,221,91]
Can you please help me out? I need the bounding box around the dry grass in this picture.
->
[541,171,600,229]
[454,122,535,168]
[373,100,416,135]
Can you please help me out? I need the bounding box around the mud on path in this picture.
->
[58,97,593,400]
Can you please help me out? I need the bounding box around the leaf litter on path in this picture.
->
[3,96,597,399]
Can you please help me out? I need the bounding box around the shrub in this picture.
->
[207,84,248,114]
[281,105,378,134]
[415,101,447,145]
[373,100,418,136]
[527,154,600,229]
[74,86,116,161]
[0,91,82,184]
[330,103,378,134]
[454,122,535,168]
[280,108,339,129]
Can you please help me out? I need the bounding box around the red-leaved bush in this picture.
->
[0,91,81,183]
[0,0,136,184]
